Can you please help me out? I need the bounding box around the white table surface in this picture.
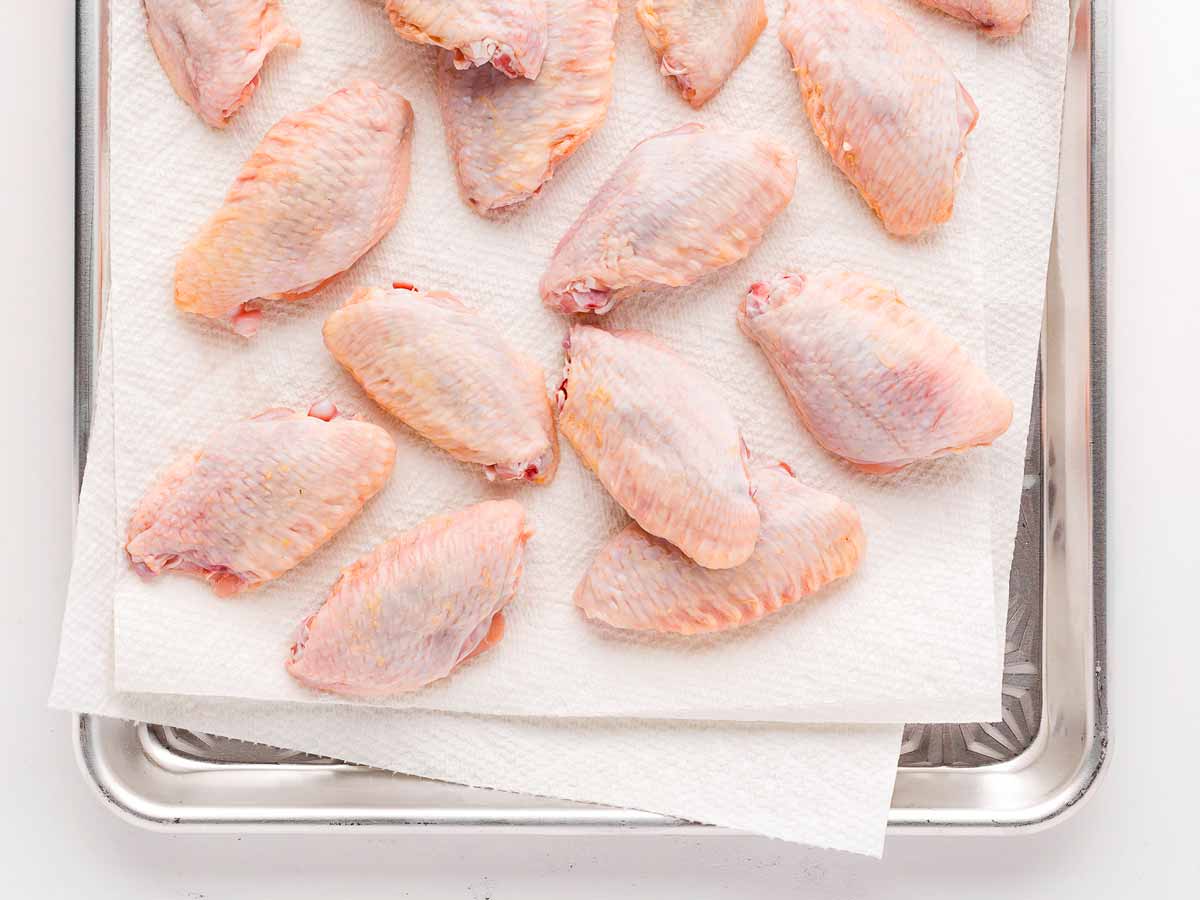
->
[3,2,1196,896]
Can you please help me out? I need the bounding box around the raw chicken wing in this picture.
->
[738,271,1013,472]
[576,461,864,634]
[323,284,559,484]
[779,0,979,236]
[557,325,759,569]
[436,0,619,213]
[126,404,396,597]
[143,0,300,127]
[175,82,414,336]
[287,500,532,695]
[541,123,796,315]
[385,0,547,79]
[914,1,1031,37]
[636,0,767,107]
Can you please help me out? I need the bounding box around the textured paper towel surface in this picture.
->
[50,0,1069,853]
[52,324,902,858]
[973,0,1072,658]
[104,0,1044,723]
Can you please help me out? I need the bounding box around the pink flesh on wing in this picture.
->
[778,0,978,236]
[738,270,1013,472]
[556,325,760,569]
[323,285,559,484]
[286,501,531,696]
[540,123,796,315]
[126,407,396,596]
[576,462,865,635]
[174,82,414,334]
[142,0,300,127]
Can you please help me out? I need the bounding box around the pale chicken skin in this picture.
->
[436,0,619,213]
[557,325,759,569]
[143,0,300,128]
[323,284,559,484]
[286,500,532,696]
[738,271,1013,473]
[126,404,396,597]
[175,82,414,336]
[779,0,979,236]
[385,0,547,79]
[914,0,1031,37]
[576,461,864,635]
[540,123,797,315]
[636,0,767,107]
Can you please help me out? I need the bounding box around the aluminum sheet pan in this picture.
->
[71,0,1108,834]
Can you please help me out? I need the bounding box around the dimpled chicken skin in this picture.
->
[779,0,979,236]
[323,284,559,484]
[436,0,618,213]
[385,0,547,78]
[286,500,532,696]
[738,271,1013,473]
[557,325,759,570]
[126,404,396,597]
[540,123,796,315]
[915,0,1031,37]
[142,0,300,127]
[576,461,864,635]
[175,82,414,336]
[636,0,767,107]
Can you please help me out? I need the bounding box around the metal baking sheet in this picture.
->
[71,0,1108,833]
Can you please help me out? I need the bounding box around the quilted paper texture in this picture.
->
[51,0,1070,853]
[103,0,1072,722]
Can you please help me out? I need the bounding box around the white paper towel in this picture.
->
[52,323,903,857]
[49,0,1069,855]
[971,0,1073,656]
[103,0,1043,724]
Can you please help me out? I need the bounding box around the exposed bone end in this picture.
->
[307,399,339,421]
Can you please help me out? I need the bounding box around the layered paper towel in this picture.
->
[104,0,1035,723]
[53,323,903,857]
[51,0,1069,855]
